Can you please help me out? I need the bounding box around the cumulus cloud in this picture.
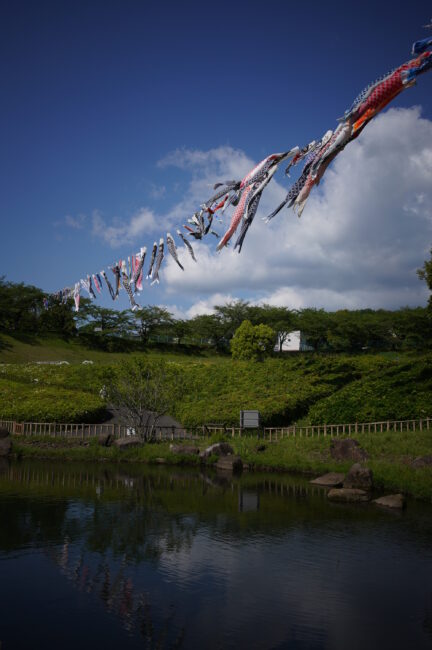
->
[64,213,87,229]
[148,183,166,199]
[91,207,160,248]
[162,107,432,312]
[63,107,432,313]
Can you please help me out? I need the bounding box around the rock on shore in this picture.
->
[373,494,406,509]
[343,464,373,490]
[327,488,370,503]
[330,438,369,462]
[199,442,234,459]
[310,472,345,487]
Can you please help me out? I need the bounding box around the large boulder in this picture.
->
[327,488,370,503]
[0,427,10,439]
[310,472,345,487]
[0,437,12,457]
[373,494,406,509]
[343,463,373,490]
[113,436,143,450]
[169,444,200,455]
[411,455,432,468]
[330,438,369,462]
[199,442,234,459]
[216,455,243,473]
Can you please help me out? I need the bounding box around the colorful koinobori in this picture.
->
[48,33,432,312]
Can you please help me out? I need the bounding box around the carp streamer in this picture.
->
[48,32,432,311]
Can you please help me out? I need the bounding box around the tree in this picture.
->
[230,320,275,361]
[188,313,227,349]
[39,301,76,339]
[0,277,45,334]
[134,306,174,344]
[214,299,253,340]
[170,319,191,345]
[75,302,135,350]
[103,357,184,441]
[296,308,330,351]
[418,248,432,311]
[255,305,297,351]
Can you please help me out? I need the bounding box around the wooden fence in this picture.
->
[0,416,431,441]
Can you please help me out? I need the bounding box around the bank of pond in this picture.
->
[6,426,432,501]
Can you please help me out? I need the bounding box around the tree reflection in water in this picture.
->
[2,460,432,649]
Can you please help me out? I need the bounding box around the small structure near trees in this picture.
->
[273,330,313,352]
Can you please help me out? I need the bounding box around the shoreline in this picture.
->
[7,431,432,501]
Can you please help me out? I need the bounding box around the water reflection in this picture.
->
[1,460,432,649]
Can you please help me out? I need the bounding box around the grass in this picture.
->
[1,335,432,436]
[11,428,432,500]
[0,334,223,365]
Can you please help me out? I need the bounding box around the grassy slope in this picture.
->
[1,335,432,428]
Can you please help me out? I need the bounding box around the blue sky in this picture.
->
[2,0,432,315]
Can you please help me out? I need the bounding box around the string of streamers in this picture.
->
[49,33,432,312]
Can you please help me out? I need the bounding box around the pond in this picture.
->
[1,459,432,649]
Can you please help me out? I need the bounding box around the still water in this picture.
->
[1,458,432,650]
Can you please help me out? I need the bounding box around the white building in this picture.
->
[274,330,313,352]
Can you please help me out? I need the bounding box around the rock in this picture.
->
[113,436,142,449]
[343,463,373,490]
[411,455,432,468]
[310,472,345,487]
[199,442,234,459]
[0,427,10,439]
[169,444,200,455]
[98,433,113,447]
[0,437,12,457]
[155,457,166,464]
[330,438,369,462]
[216,455,243,473]
[373,494,405,509]
[327,488,370,503]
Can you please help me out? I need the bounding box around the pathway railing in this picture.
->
[0,416,431,441]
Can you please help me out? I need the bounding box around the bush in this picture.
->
[230,320,275,360]
[0,378,106,422]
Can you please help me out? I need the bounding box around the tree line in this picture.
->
[1,274,431,353]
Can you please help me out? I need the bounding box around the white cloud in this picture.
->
[64,213,86,229]
[161,107,432,311]
[148,183,166,199]
[63,107,432,314]
[91,207,160,248]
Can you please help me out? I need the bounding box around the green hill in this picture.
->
[1,336,431,426]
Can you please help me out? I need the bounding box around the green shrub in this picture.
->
[0,378,107,422]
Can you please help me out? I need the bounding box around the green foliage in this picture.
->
[308,354,432,423]
[104,357,185,440]
[173,356,354,427]
[1,345,432,432]
[418,248,432,312]
[0,378,106,422]
[230,320,275,360]
[134,306,174,344]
